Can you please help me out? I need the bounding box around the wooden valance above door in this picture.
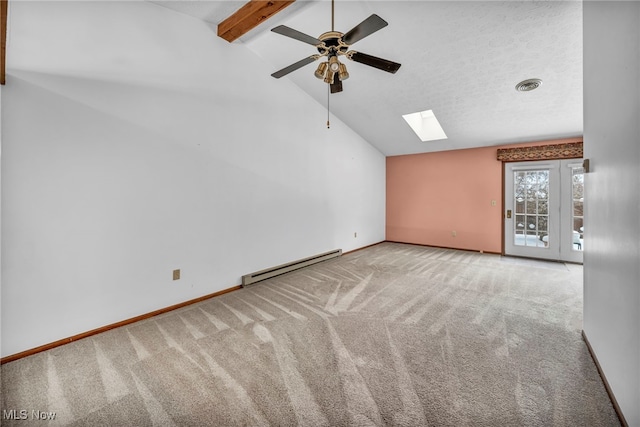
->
[497,141,583,162]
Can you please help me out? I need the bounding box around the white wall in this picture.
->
[583,2,640,425]
[0,2,385,357]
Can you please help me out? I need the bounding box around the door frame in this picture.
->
[502,158,584,263]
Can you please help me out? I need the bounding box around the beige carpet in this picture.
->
[1,242,620,426]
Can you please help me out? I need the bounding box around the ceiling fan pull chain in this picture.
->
[327,84,331,129]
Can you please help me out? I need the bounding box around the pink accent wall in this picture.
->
[386,138,582,253]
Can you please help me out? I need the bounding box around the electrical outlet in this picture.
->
[451,231,457,237]
[173,269,180,280]
[491,200,497,206]
[354,232,357,238]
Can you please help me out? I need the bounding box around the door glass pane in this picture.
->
[513,170,550,247]
[571,166,584,251]
[538,200,548,215]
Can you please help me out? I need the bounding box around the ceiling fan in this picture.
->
[270,0,401,94]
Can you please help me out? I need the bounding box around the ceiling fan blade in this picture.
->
[271,56,318,79]
[349,52,401,74]
[271,25,323,46]
[342,14,388,45]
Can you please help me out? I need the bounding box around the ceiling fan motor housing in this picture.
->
[316,31,349,56]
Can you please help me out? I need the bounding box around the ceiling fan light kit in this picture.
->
[314,62,328,79]
[338,63,349,80]
[270,1,401,95]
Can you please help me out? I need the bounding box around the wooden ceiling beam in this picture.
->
[218,0,295,43]
[1,0,7,85]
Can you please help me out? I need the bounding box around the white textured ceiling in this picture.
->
[151,0,583,156]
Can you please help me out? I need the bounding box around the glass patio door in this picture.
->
[504,159,584,263]
[505,161,560,260]
[559,160,584,263]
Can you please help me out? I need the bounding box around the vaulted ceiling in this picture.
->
[151,0,582,156]
[17,0,577,157]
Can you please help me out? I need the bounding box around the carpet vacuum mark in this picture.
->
[1,243,620,426]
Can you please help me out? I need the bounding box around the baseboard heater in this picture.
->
[242,249,342,287]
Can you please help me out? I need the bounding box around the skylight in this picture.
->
[402,109,448,142]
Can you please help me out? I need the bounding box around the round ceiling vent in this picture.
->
[515,78,543,92]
